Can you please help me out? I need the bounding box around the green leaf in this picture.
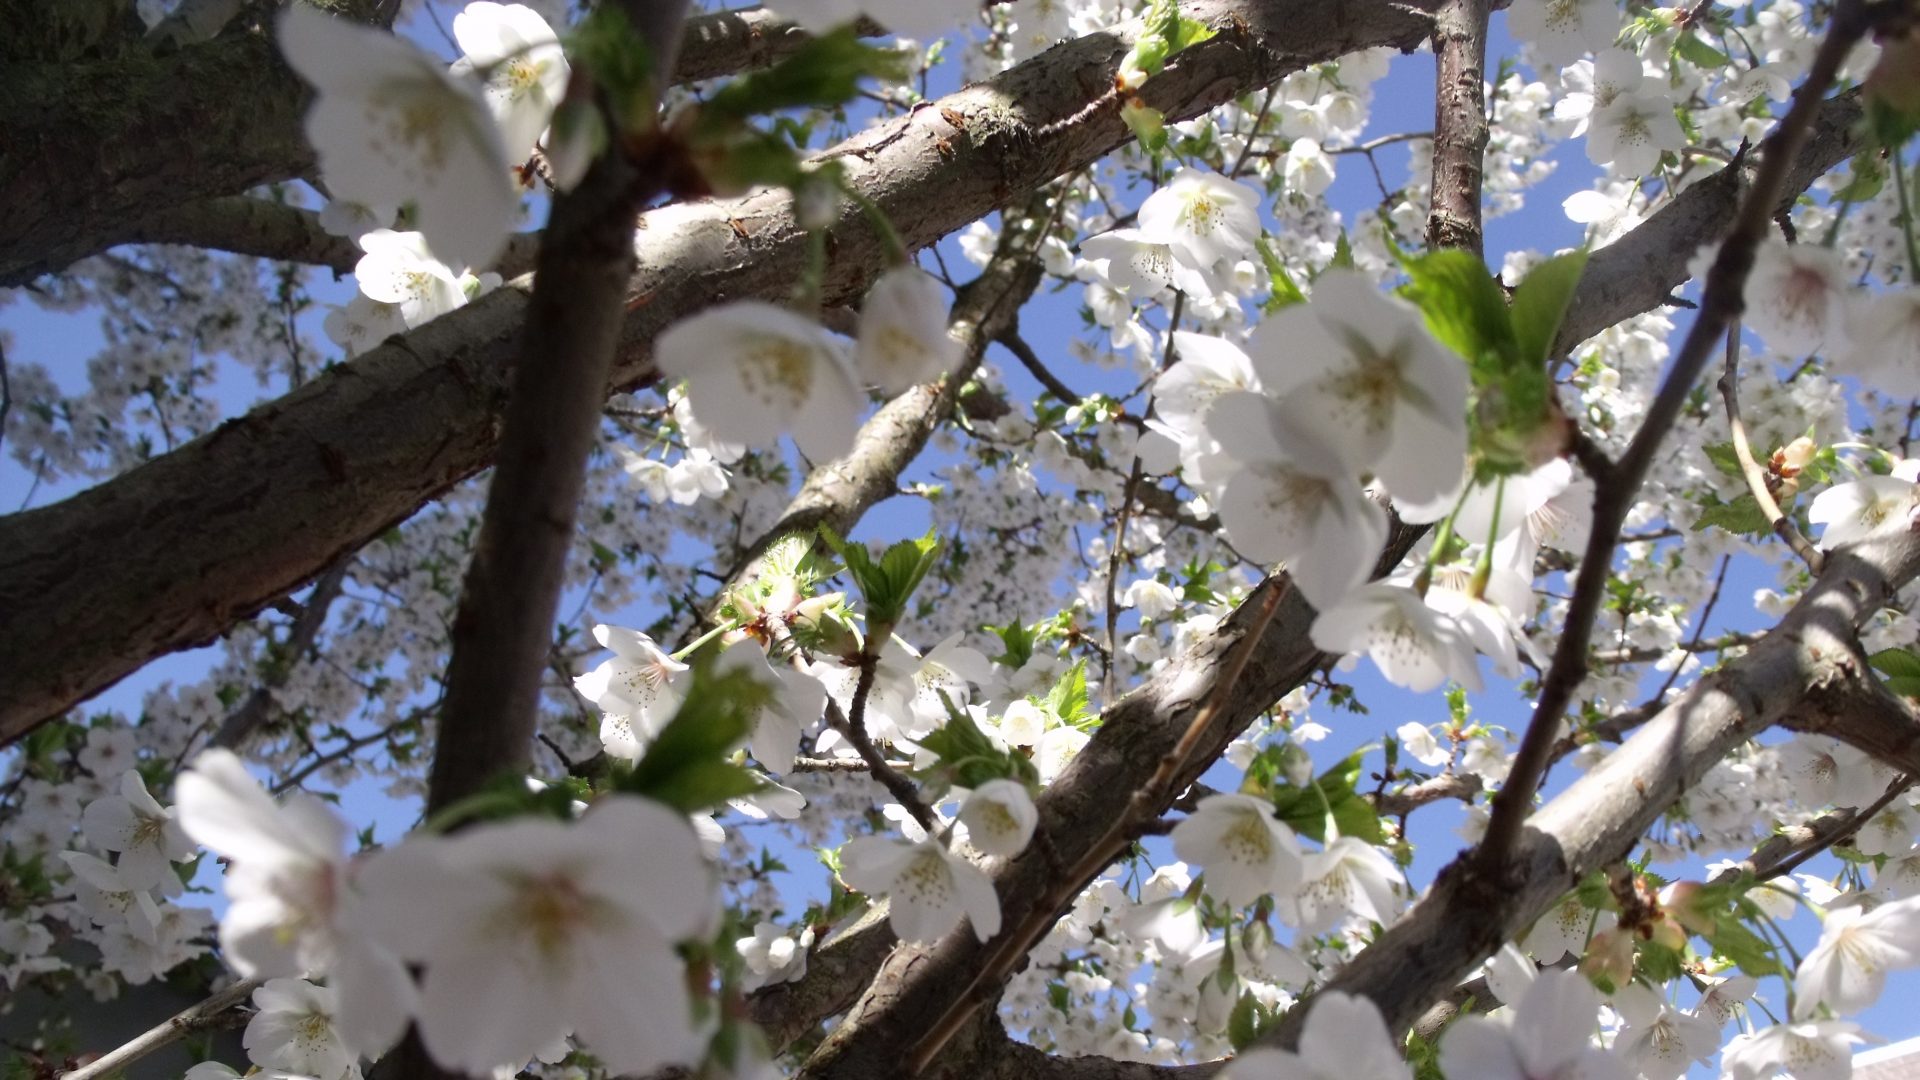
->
[1833,151,1887,202]
[700,27,909,130]
[917,696,1037,794]
[1871,648,1920,699]
[1226,990,1265,1051]
[1267,749,1382,843]
[618,659,771,813]
[1325,230,1357,274]
[1700,441,1745,477]
[1672,31,1730,69]
[1116,0,1216,85]
[1256,235,1308,313]
[1691,493,1770,537]
[1870,648,1920,679]
[1044,659,1094,725]
[1399,248,1514,374]
[1121,99,1169,154]
[821,527,942,632]
[986,618,1037,669]
[1507,248,1589,369]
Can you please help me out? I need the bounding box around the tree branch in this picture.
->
[423,3,690,816]
[1257,511,1920,1050]
[0,0,1444,748]
[210,554,351,749]
[0,6,876,287]
[1717,321,1824,573]
[62,977,261,1080]
[1476,7,1872,870]
[1424,0,1489,255]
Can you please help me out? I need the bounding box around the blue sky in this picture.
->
[2,2,1915,1069]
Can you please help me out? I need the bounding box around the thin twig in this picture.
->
[62,977,261,1080]
[997,329,1086,406]
[1103,293,1183,703]
[1647,555,1733,707]
[833,654,938,834]
[1474,1,1876,871]
[210,557,352,750]
[1717,320,1825,572]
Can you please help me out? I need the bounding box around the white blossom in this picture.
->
[841,832,1002,943]
[278,2,517,271]
[957,779,1038,857]
[656,301,864,462]
[856,265,961,394]
[449,2,570,163]
[79,770,194,893]
[1170,793,1303,908]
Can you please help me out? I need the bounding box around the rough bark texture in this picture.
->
[1424,0,1489,254]
[0,0,1441,747]
[0,5,866,287]
[1554,90,1862,355]
[791,522,1426,1080]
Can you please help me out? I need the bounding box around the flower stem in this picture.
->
[1468,475,1506,600]
[672,620,736,660]
[1891,145,1920,284]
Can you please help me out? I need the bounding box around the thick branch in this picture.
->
[0,6,873,287]
[0,0,1441,747]
[793,516,1428,1080]
[423,6,687,815]
[1423,0,1489,255]
[1257,518,1920,1049]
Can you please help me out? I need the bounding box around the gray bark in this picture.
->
[0,0,1440,746]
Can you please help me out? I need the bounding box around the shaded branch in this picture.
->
[423,4,689,815]
[210,555,351,749]
[63,977,261,1080]
[0,0,1442,747]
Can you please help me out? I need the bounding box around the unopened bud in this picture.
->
[1578,927,1636,993]
[1773,436,1817,477]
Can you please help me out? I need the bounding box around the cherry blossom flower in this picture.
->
[1693,972,1758,1026]
[1205,390,1388,607]
[958,779,1038,858]
[1155,332,1259,431]
[656,301,864,462]
[1552,49,1645,136]
[1792,895,1920,1019]
[1439,968,1630,1080]
[1078,229,1217,298]
[279,2,517,272]
[573,624,689,760]
[1288,834,1402,933]
[716,638,826,774]
[1170,793,1304,907]
[1808,469,1920,550]
[1312,582,1483,693]
[737,921,814,991]
[1587,88,1685,176]
[1835,288,1920,398]
[840,832,1002,943]
[174,750,350,979]
[1135,168,1262,271]
[79,769,194,892]
[323,294,407,357]
[352,796,715,1076]
[449,2,569,163]
[1508,0,1620,66]
[353,230,472,329]
[1123,578,1180,621]
[1220,992,1410,1080]
[1722,1020,1875,1080]
[243,977,361,1080]
[856,265,961,394]
[317,197,395,242]
[59,851,162,945]
[1610,982,1719,1080]
[1396,721,1452,768]
[1744,238,1852,357]
[1246,269,1469,507]
[1523,895,1614,964]
[1281,136,1336,197]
